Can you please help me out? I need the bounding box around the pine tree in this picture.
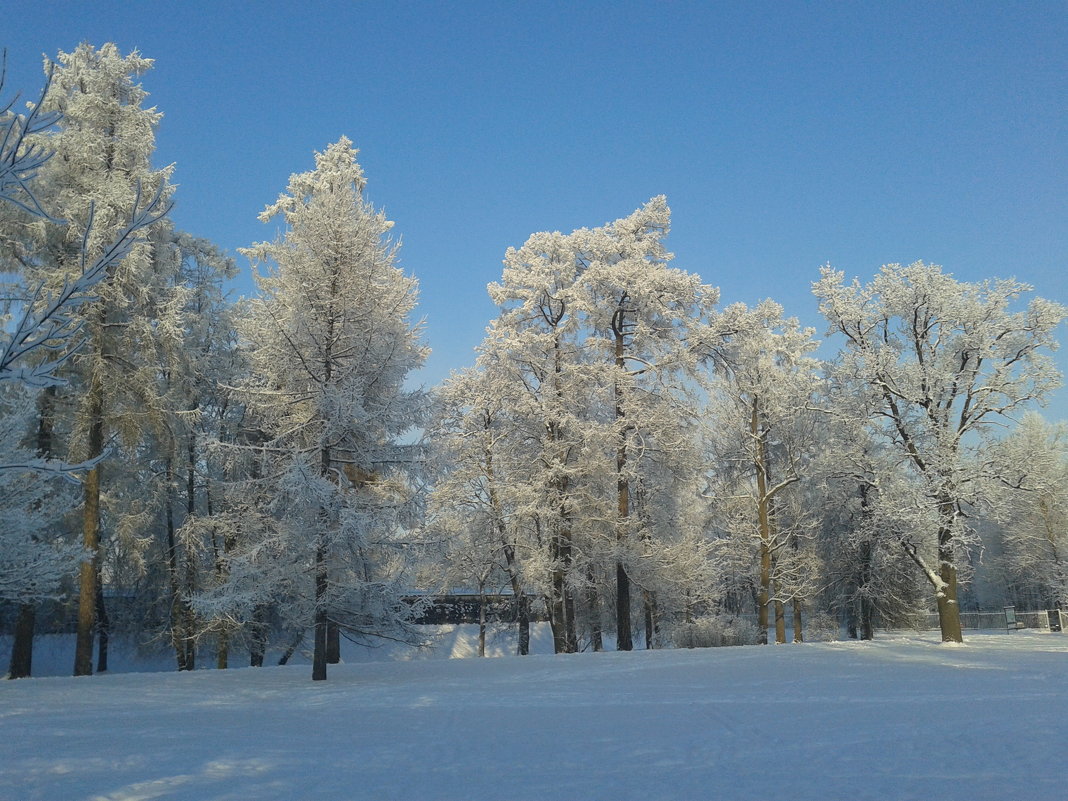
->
[236,137,427,680]
[33,43,180,675]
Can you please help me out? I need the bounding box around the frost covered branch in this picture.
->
[0,182,171,388]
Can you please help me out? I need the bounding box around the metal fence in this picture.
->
[923,609,1064,632]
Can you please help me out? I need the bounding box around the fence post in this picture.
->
[1004,605,1018,632]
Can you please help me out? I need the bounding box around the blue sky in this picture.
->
[6,2,1067,416]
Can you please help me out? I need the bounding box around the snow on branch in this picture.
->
[0,53,62,220]
[0,182,172,388]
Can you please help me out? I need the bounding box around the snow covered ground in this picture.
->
[3,628,1067,801]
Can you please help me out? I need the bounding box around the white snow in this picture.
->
[3,628,1067,801]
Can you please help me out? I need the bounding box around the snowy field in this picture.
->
[3,628,1067,801]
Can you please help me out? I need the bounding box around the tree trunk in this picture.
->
[614,322,633,653]
[548,591,566,654]
[515,592,530,656]
[858,533,875,640]
[95,574,109,673]
[753,402,772,646]
[492,463,528,656]
[643,591,658,650]
[774,597,787,644]
[587,574,604,652]
[8,604,36,679]
[278,631,302,665]
[182,432,197,671]
[312,535,328,680]
[549,567,567,653]
[757,540,770,645]
[216,627,229,670]
[74,452,102,675]
[165,457,192,671]
[478,588,487,657]
[76,313,108,677]
[792,598,803,643]
[936,561,963,643]
[564,585,577,652]
[859,595,875,641]
[548,519,577,653]
[326,620,340,664]
[936,500,964,643]
[14,389,57,680]
[616,562,633,651]
[249,605,268,667]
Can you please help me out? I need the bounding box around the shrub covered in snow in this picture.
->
[671,616,760,648]
[803,612,841,642]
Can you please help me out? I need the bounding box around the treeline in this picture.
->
[1,44,1065,681]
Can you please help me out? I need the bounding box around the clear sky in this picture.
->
[6,1,1067,417]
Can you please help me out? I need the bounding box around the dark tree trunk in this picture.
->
[587,575,604,652]
[216,628,229,670]
[8,604,36,679]
[312,537,328,680]
[548,519,577,653]
[249,605,268,667]
[182,432,197,670]
[516,592,530,656]
[14,390,57,680]
[478,588,487,657]
[165,457,192,671]
[616,562,633,651]
[326,620,340,664]
[859,595,875,640]
[613,310,634,652]
[857,510,875,640]
[278,631,303,666]
[564,585,577,652]
[94,575,109,673]
[548,591,566,654]
[643,591,659,649]
[792,598,804,643]
[74,454,101,675]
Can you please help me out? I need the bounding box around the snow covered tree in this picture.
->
[0,48,169,676]
[32,43,180,675]
[136,231,238,671]
[0,383,79,678]
[986,413,1068,609]
[233,137,427,680]
[703,300,824,644]
[477,198,718,652]
[814,421,933,639]
[427,366,536,655]
[814,262,1067,642]
[570,197,719,649]
[485,227,597,652]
